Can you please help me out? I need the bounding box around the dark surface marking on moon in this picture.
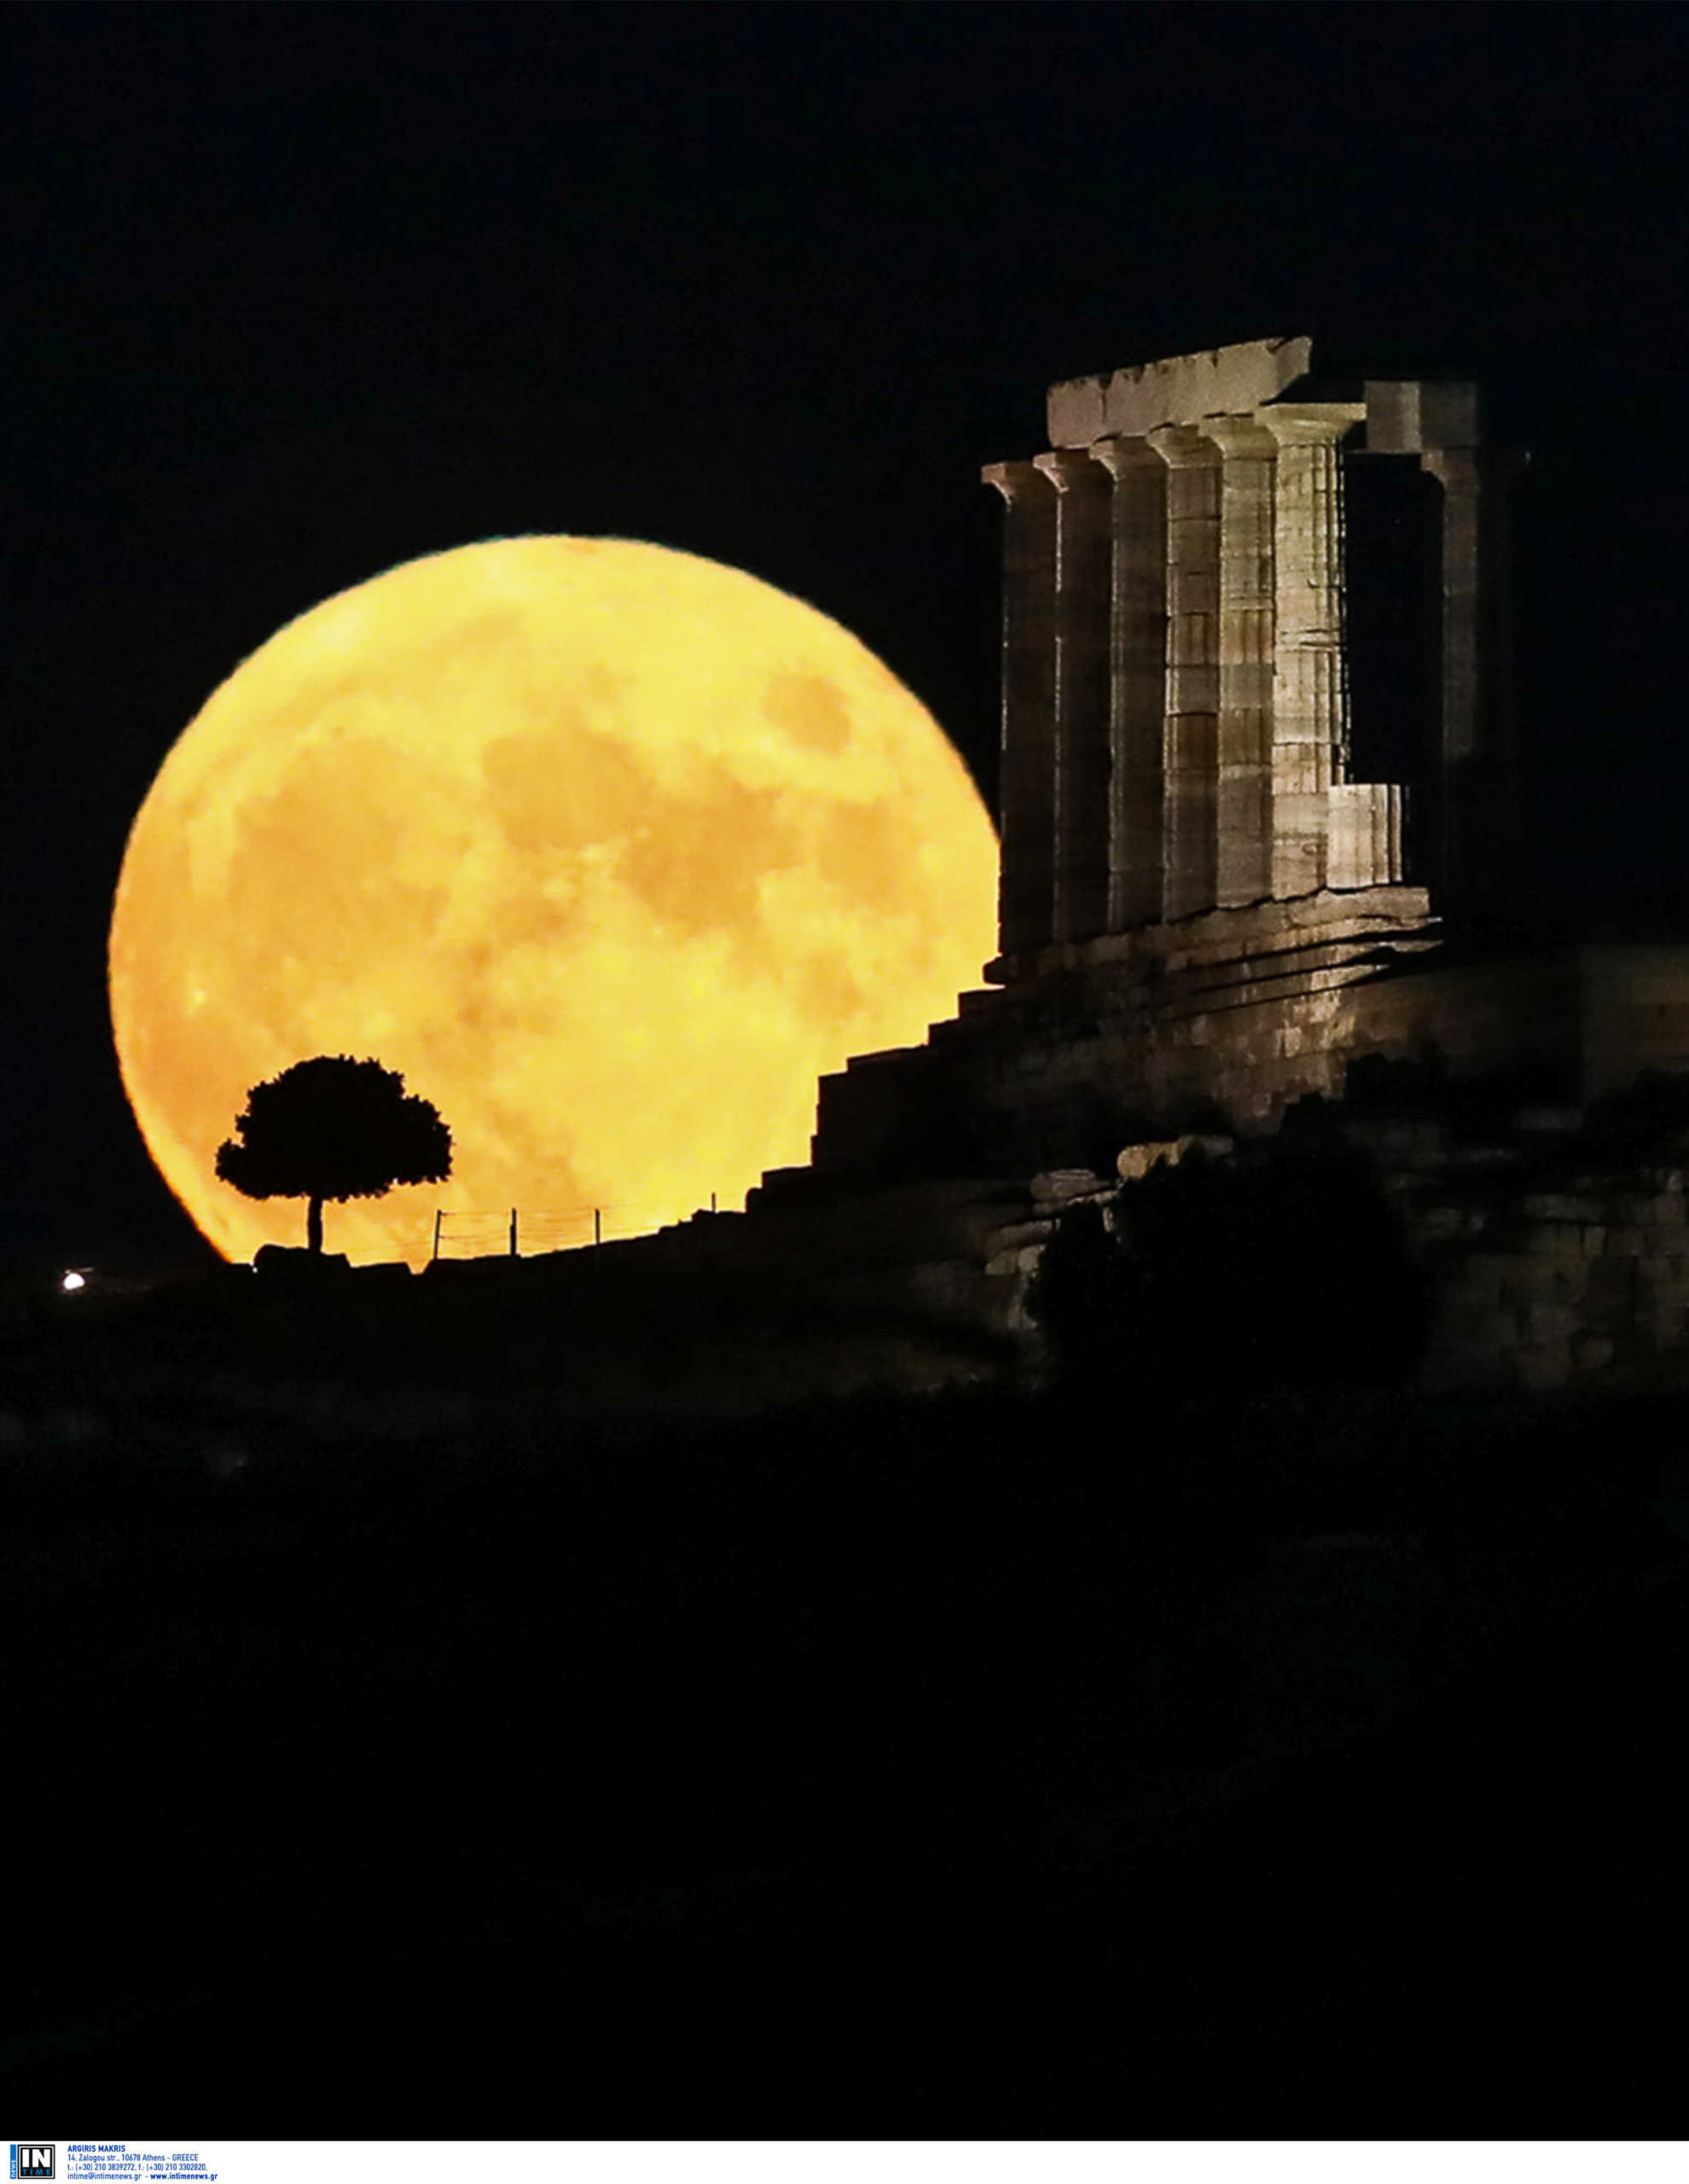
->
[763,669,854,757]
[482,715,652,857]
[809,794,908,903]
[224,736,450,988]
[618,775,792,941]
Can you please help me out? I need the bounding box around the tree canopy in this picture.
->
[215,1054,452,1252]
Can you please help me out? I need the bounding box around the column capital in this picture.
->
[1146,422,1222,468]
[1032,447,1107,493]
[1257,403,1367,450]
[981,458,1055,504]
[1199,413,1279,460]
[1088,433,1163,479]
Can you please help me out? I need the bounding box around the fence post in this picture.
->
[594,1208,601,1246]
[432,1209,443,1263]
[711,1191,717,1213]
[509,1207,518,1258]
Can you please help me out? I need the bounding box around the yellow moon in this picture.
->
[108,537,999,1268]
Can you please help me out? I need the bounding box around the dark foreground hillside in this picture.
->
[3,1273,1688,2128]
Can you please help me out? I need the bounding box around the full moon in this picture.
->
[109,537,999,1267]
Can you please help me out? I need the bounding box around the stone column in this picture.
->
[1034,448,1114,944]
[1089,436,1168,932]
[1146,425,1222,921]
[1200,415,1278,907]
[1421,445,1524,920]
[982,460,1058,957]
[1260,405,1364,898]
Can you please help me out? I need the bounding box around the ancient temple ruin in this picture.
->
[804,337,1687,1180]
[984,334,1516,949]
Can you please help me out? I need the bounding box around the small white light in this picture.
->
[61,1271,86,1292]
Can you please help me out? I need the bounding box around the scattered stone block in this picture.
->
[1115,1134,1233,1182]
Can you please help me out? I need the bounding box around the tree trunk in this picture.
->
[306,1195,323,1253]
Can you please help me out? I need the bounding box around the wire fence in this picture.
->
[431,1199,720,1262]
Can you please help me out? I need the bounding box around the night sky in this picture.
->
[9,3,1689,1269]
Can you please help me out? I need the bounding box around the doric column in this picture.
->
[1146,424,1222,921]
[1200,415,1278,907]
[1089,436,1168,932]
[1034,448,1113,944]
[1421,445,1525,920]
[982,460,1058,956]
[1259,404,1364,898]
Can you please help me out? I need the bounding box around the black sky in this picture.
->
[8,2,1689,1267]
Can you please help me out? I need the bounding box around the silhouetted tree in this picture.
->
[215,1054,452,1253]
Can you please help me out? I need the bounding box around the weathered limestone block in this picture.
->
[1326,782,1405,891]
[1047,336,1313,447]
[1115,1133,1233,1182]
[1029,1165,1111,1206]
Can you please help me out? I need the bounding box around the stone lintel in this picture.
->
[1047,335,1313,447]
